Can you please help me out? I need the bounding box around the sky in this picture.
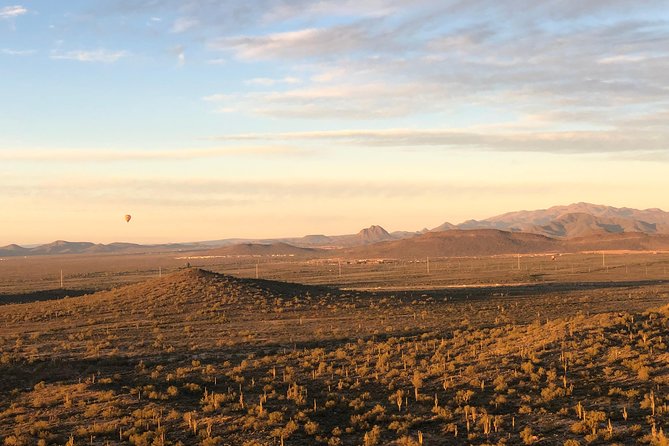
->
[1,1,669,245]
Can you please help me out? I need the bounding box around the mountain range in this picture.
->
[3,203,669,258]
[342,230,669,259]
[283,224,400,247]
[438,202,669,238]
[0,240,203,257]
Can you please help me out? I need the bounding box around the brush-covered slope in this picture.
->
[203,242,323,257]
[534,212,658,238]
[3,268,669,445]
[0,244,30,256]
[342,228,669,258]
[564,232,669,252]
[343,229,560,258]
[0,268,342,360]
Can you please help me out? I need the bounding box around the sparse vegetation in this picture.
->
[1,258,669,444]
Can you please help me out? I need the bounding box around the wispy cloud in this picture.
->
[0,5,27,19]
[95,0,669,128]
[206,57,226,65]
[203,93,232,102]
[50,49,129,63]
[194,0,669,131]
[5,175,561,208]
[209,23,400,60]
[0,146,306,162]
[203,81,456,118]
[244,76,301,86]
[208,128,669,155]
[171,45,185,67]
[0,48,35,56]
[261,0,396,22]
[100,0,397,34]
[197,14,669,124]
[171,16,198,33]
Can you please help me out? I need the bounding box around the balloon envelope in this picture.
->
[124,214,132,223]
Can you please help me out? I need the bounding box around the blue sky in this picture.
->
[1,1,669,244]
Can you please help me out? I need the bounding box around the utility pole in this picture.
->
[159,267,162,278]
[517,254,520,271]
[255,262,259,279]
[60,269,63,289]
[602,252,606,268]
[427,257,430,274]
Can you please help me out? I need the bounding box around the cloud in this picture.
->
[0,48,35,56]
[617,151,669,162]
[171,45,185,66]
[209,22,402,60]
[96,1,669,126]
[0,146,307,162]
[171,16,199,33]
[203,93,231,102]
[196,10,669,123]
[0,5,27,19]
[14,1,669,161]
[208,128,669,155]
[260,0,398,23]
[4,175,560,208]
[244,76,301,86]
[100,0,397,33]
[597,54,650,64]
[50,49,129,63]
[203,81,458,118]
[197,12,669,132]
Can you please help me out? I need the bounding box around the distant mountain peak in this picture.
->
[356,225,393,243]
[357,224,387,234]
[2,244,27,250]
[430,221,457,232]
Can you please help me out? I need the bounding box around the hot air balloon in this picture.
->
[124,214,132,223]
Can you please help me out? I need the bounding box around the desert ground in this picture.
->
[2,251,669,445]
[3,250,669,294]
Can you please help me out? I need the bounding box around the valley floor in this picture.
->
[1,269,669,445]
